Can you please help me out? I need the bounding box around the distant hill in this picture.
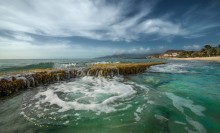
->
[146,50,185,58]
[98,44,220,59]
[147,44,220,58]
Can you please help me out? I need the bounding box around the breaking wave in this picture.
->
[86,61,120,65]
[148,63,189,73]
[53,63,77,69]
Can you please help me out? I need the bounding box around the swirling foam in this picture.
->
[34,76,135,113]
[21,76,140,125]
[148,63,188,73]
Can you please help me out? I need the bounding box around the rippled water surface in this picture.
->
[0,59,220,133]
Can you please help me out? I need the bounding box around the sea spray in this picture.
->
[20,76,148,126]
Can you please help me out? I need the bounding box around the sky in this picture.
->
[0,0,220,59]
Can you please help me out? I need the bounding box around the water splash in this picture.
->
[54,63,77,69]
[148,63,188,73]
[86,61,120,66]
[20,76,142,126]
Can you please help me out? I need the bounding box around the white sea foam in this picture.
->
[63,120,69,125]
[86,61,120,65]
[147,100,156,104]
[174,121,186,125]
[144,76,160,84]
[154,114,168,121]
[136,106,143,113]
[134,105,146,121]
[20,76,152,126]
[166,92,206,116]
[148,63,188,73]
[134,113,141,121]
[74,113,80,116]
[54,63,76,69]
[185,116,207,133]
[30,76,136,114]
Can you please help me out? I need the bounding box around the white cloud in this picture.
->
[1,0,217,59]
[0,36,153,59]
[183,44,201,50]
[13,33,34,41]
[184,34,205,39]
[138,19,186,36]
[128,47,151,53]
[0,0,186,41]
[113,47,151,54]
[0,0,121,38]
[0,36,114,59]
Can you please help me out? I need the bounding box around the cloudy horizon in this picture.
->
[0,0,220,59]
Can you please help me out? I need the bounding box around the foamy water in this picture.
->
[20,76,149,126]
[54,63,77,69]
[148,63,189,73]
[0,59,220,133]
[34,76,135,113]
[166,92,206,116]
[86,61,120,65]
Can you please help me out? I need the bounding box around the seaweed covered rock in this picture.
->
[0,77,26,97]
[0,62,165,98]
[0,70,73,98]
[88,62,165,76]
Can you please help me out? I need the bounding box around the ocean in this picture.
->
[0,59,220,133]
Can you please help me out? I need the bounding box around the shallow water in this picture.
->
[0,59,220,133]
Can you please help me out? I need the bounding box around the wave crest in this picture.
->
[148,63,188,73]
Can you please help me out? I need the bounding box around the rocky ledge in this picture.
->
[0,62,164,98]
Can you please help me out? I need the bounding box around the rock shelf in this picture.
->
[0,62,165,98]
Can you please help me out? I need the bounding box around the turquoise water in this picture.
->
[0,59,220,133]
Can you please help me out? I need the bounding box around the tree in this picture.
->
[177,44,220,58]
[198,48,205,57]
[191,52,198,57]
[216,45,220,55]
[204,45,212,49]
[203,45,213,57]
[209,48,217,56]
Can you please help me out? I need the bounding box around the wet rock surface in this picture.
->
[0,62,164,98]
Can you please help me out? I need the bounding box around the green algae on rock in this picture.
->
[88,62,165,76]
[0,62,165,98]
[0,70,69,98]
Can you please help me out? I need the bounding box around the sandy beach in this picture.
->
[169,56,220,62]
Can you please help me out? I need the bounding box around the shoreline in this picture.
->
[168,56,220,62]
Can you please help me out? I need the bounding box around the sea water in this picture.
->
[0,59,220,133]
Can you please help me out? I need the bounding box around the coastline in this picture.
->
[168,56,220,62]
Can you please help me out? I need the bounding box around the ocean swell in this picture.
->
[0,62,54,72]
